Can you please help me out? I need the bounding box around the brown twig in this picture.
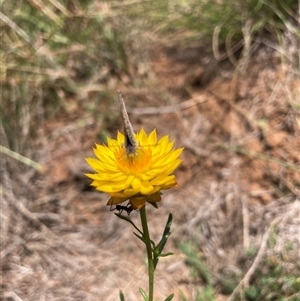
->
[242,196,250,250]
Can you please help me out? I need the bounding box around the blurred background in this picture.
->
[1,1,299,300]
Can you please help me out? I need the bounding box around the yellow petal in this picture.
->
[85,128,183,207]
[140,181,154,194]
[150,175,176,186]
[107,137,120,148]
[117,131,125,145]
[148,129,157,146]
[132,177,141,190]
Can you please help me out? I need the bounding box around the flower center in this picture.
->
[116,146,152,175]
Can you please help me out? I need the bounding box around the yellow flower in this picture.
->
[85,128,183,209]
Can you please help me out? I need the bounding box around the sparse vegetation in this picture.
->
[179,233,300,301]
[1,0,299,300]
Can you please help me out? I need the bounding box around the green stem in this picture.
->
[140,205,154,301]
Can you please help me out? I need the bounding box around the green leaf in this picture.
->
[133,232,146,243]
[148,201,158,209]
[158,252,174,258]
[115,213,143,235]
[157,213,173,252]
[153,213,173,268]
[133,232,157,250]
[119,290,125,301]
[139,287,149,301]
[150,239,156,249]
[163,293,174,301]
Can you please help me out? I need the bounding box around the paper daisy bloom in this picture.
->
[85,128,183,210]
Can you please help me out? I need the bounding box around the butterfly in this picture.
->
[117,90,139,157]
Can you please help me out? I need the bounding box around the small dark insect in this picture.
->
[110,203,134,215]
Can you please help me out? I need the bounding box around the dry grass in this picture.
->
[1,1,300,300]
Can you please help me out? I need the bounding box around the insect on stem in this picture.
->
[117,90,138,157]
